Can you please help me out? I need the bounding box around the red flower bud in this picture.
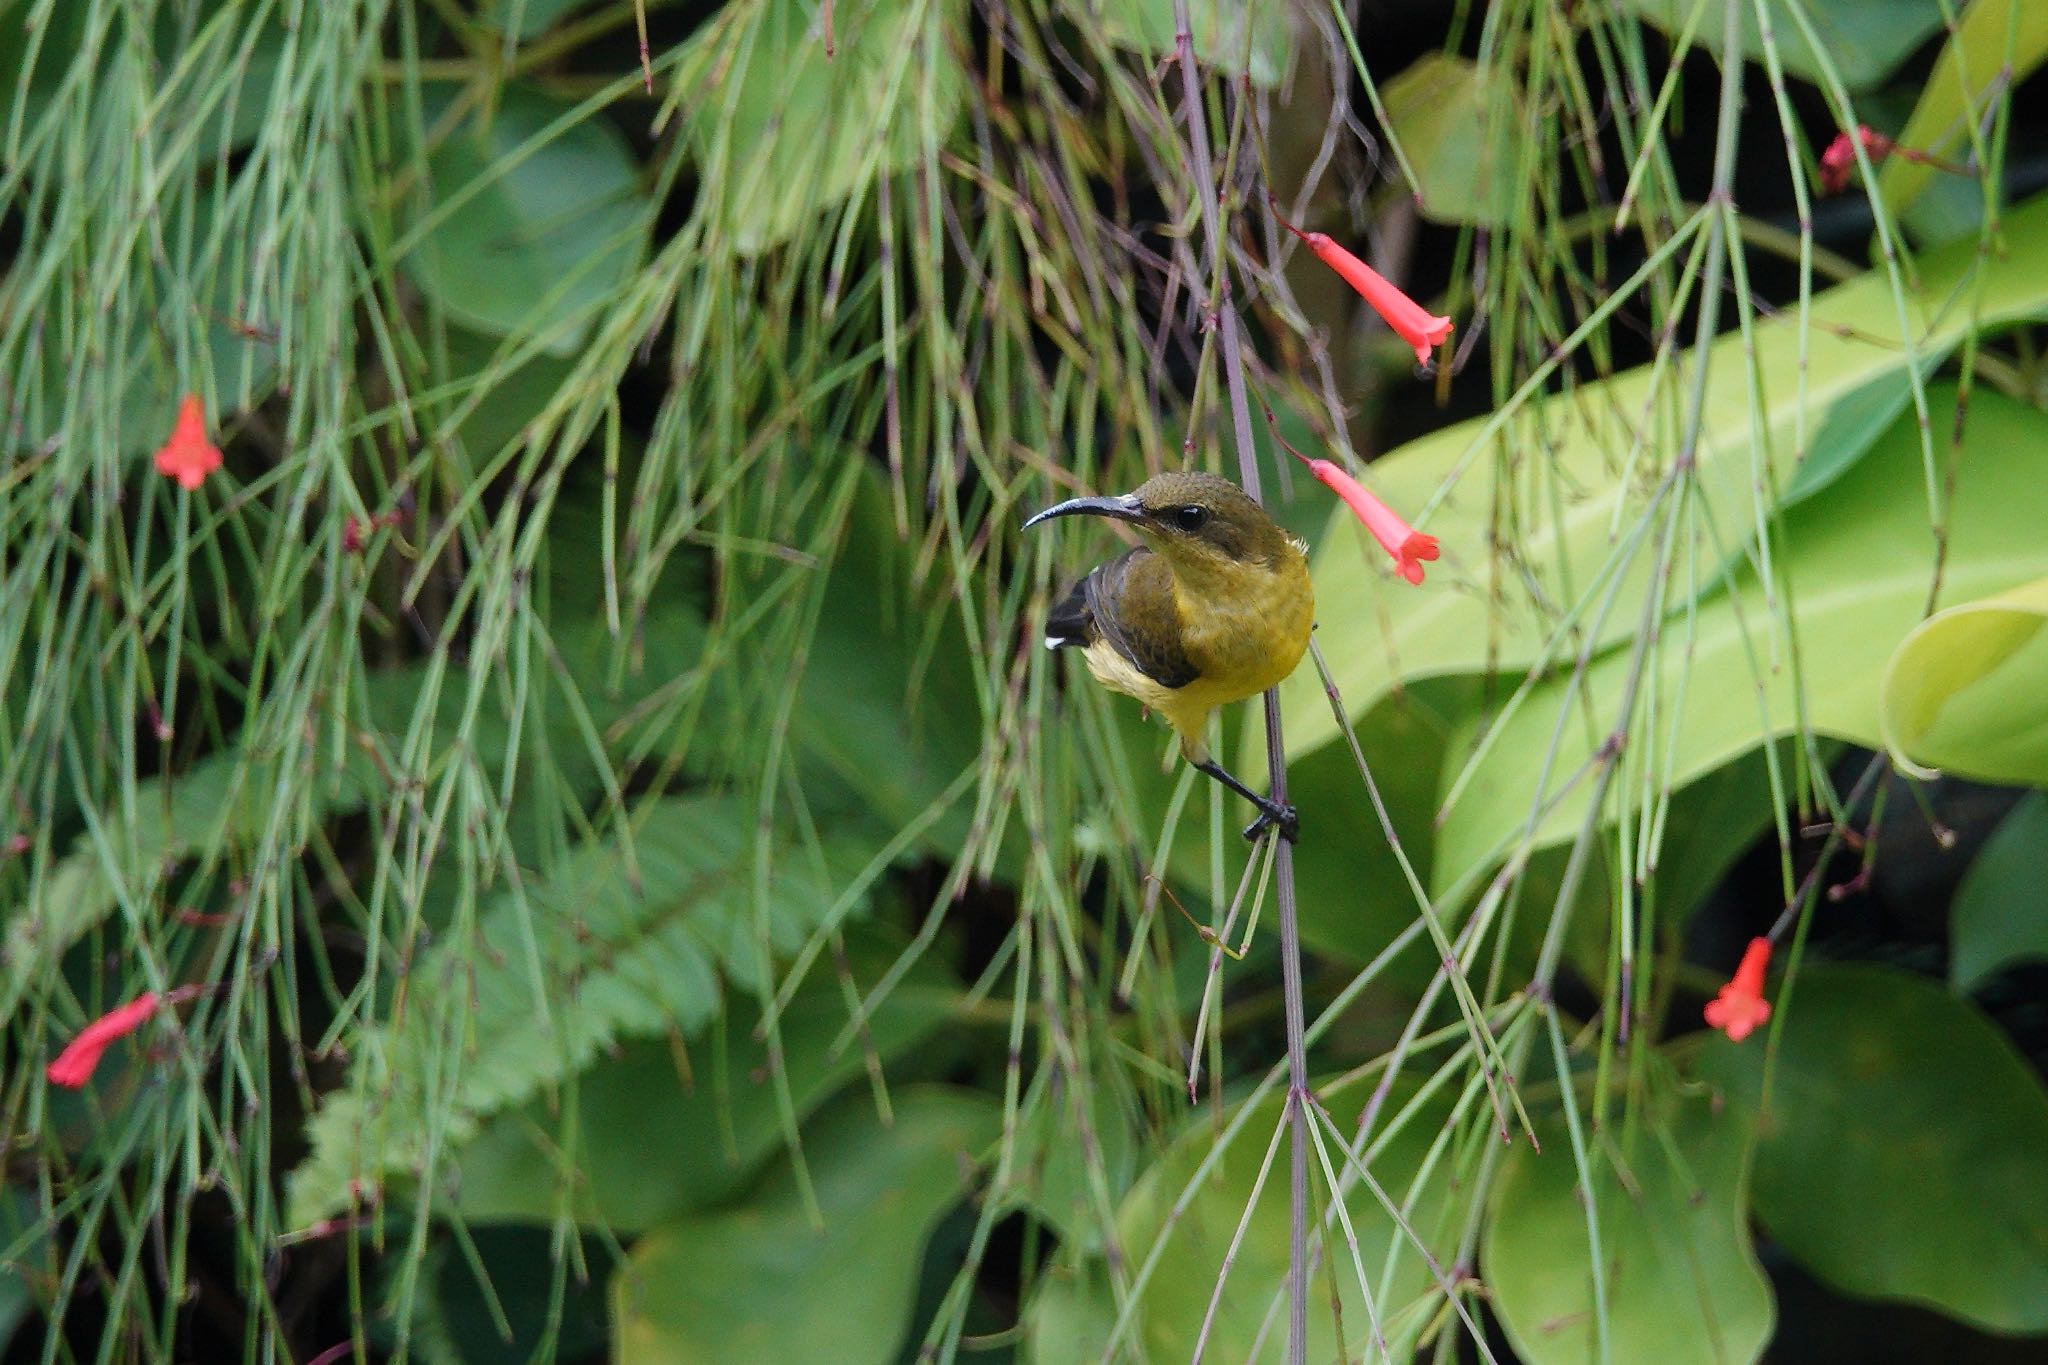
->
[46,992,162,1088]
[1819,125,1894,195]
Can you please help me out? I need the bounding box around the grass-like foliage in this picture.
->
[5,1,2048,1362]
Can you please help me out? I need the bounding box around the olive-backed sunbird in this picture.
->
[1025,471,1315,841]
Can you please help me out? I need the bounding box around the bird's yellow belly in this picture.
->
[1082,555,1313,762]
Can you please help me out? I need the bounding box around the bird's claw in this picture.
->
[1241,799,1300,844]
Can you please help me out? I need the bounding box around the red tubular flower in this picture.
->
[1302,457,1439,585]
[1819,125,1894,195]
[153,395,222,490]
[1703,938,1774,1042]
[1272,210,1453,366]
[46,992,162,1088]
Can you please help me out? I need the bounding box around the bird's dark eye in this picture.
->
[1171,504,1210,533]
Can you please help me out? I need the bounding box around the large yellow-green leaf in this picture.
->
[1693,965,2048,1334]
[1949,793,2048,991]
[1879,0,2048,218]
[1269,194,2048,774]
[1879,575,2048,786]
[1484,1067,1773,1365]
[1431,386,2048,893]
[612,1087,998,1365]
[678,0,968,255]
[1382,53,1512,227]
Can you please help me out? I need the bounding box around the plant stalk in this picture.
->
[1168,7,1310,1363]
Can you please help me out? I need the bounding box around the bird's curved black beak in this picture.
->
[1022,492,1145,531]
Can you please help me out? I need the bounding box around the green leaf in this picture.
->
[678,0,969,255]
[432,325,577,460]
[611,1086,999,1365]
[1776,354,1938,509]
[423,1226,615,1365]
[450,924,958,1231]
[184,17,290,154]
[1880,575,2048,786]
[0,1189,48,1352]
[1110,1081,1459,1361]
[1950,794,2048,991]
[1619,0,1943,90]
[405,84,649,353]
[1381,54,1511,227]
[1067,0,1293,89]
[1011,1066,1139,1253]
[1021,1251,1119,1365]
[1693,964,2048,1334]
[1432,386,2048,893]
[1271,193,2048,773]
[790,463,986,861]
[1248,677,1470,970]
[2,197,282,460]
[2,472,705,1021]
[1880,0,2048,218]
[1898,165,1990,248]
[1485,1066,1774,1365]
[285,794,872,1228]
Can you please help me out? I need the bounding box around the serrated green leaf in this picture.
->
[1,743,378,1026]
[1485,1067,1773,1365]
[1950,793,2048,991]
[451,924,958,1231]
[404,85,649,353]
[612,1086,999,1365]
[285,794,873,1227]
[1879,574,2048,786]
[1693,964,2048,1334]
[678,0,968,255]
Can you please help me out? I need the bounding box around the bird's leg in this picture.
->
[1192,757,1299,843]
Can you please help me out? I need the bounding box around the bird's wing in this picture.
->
[1046,548,1197,689]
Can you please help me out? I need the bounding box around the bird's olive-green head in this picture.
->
[1022,471,1298,567]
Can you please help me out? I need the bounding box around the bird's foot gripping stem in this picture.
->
[1240,797,1300,845]
[1194,758,1300,844]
